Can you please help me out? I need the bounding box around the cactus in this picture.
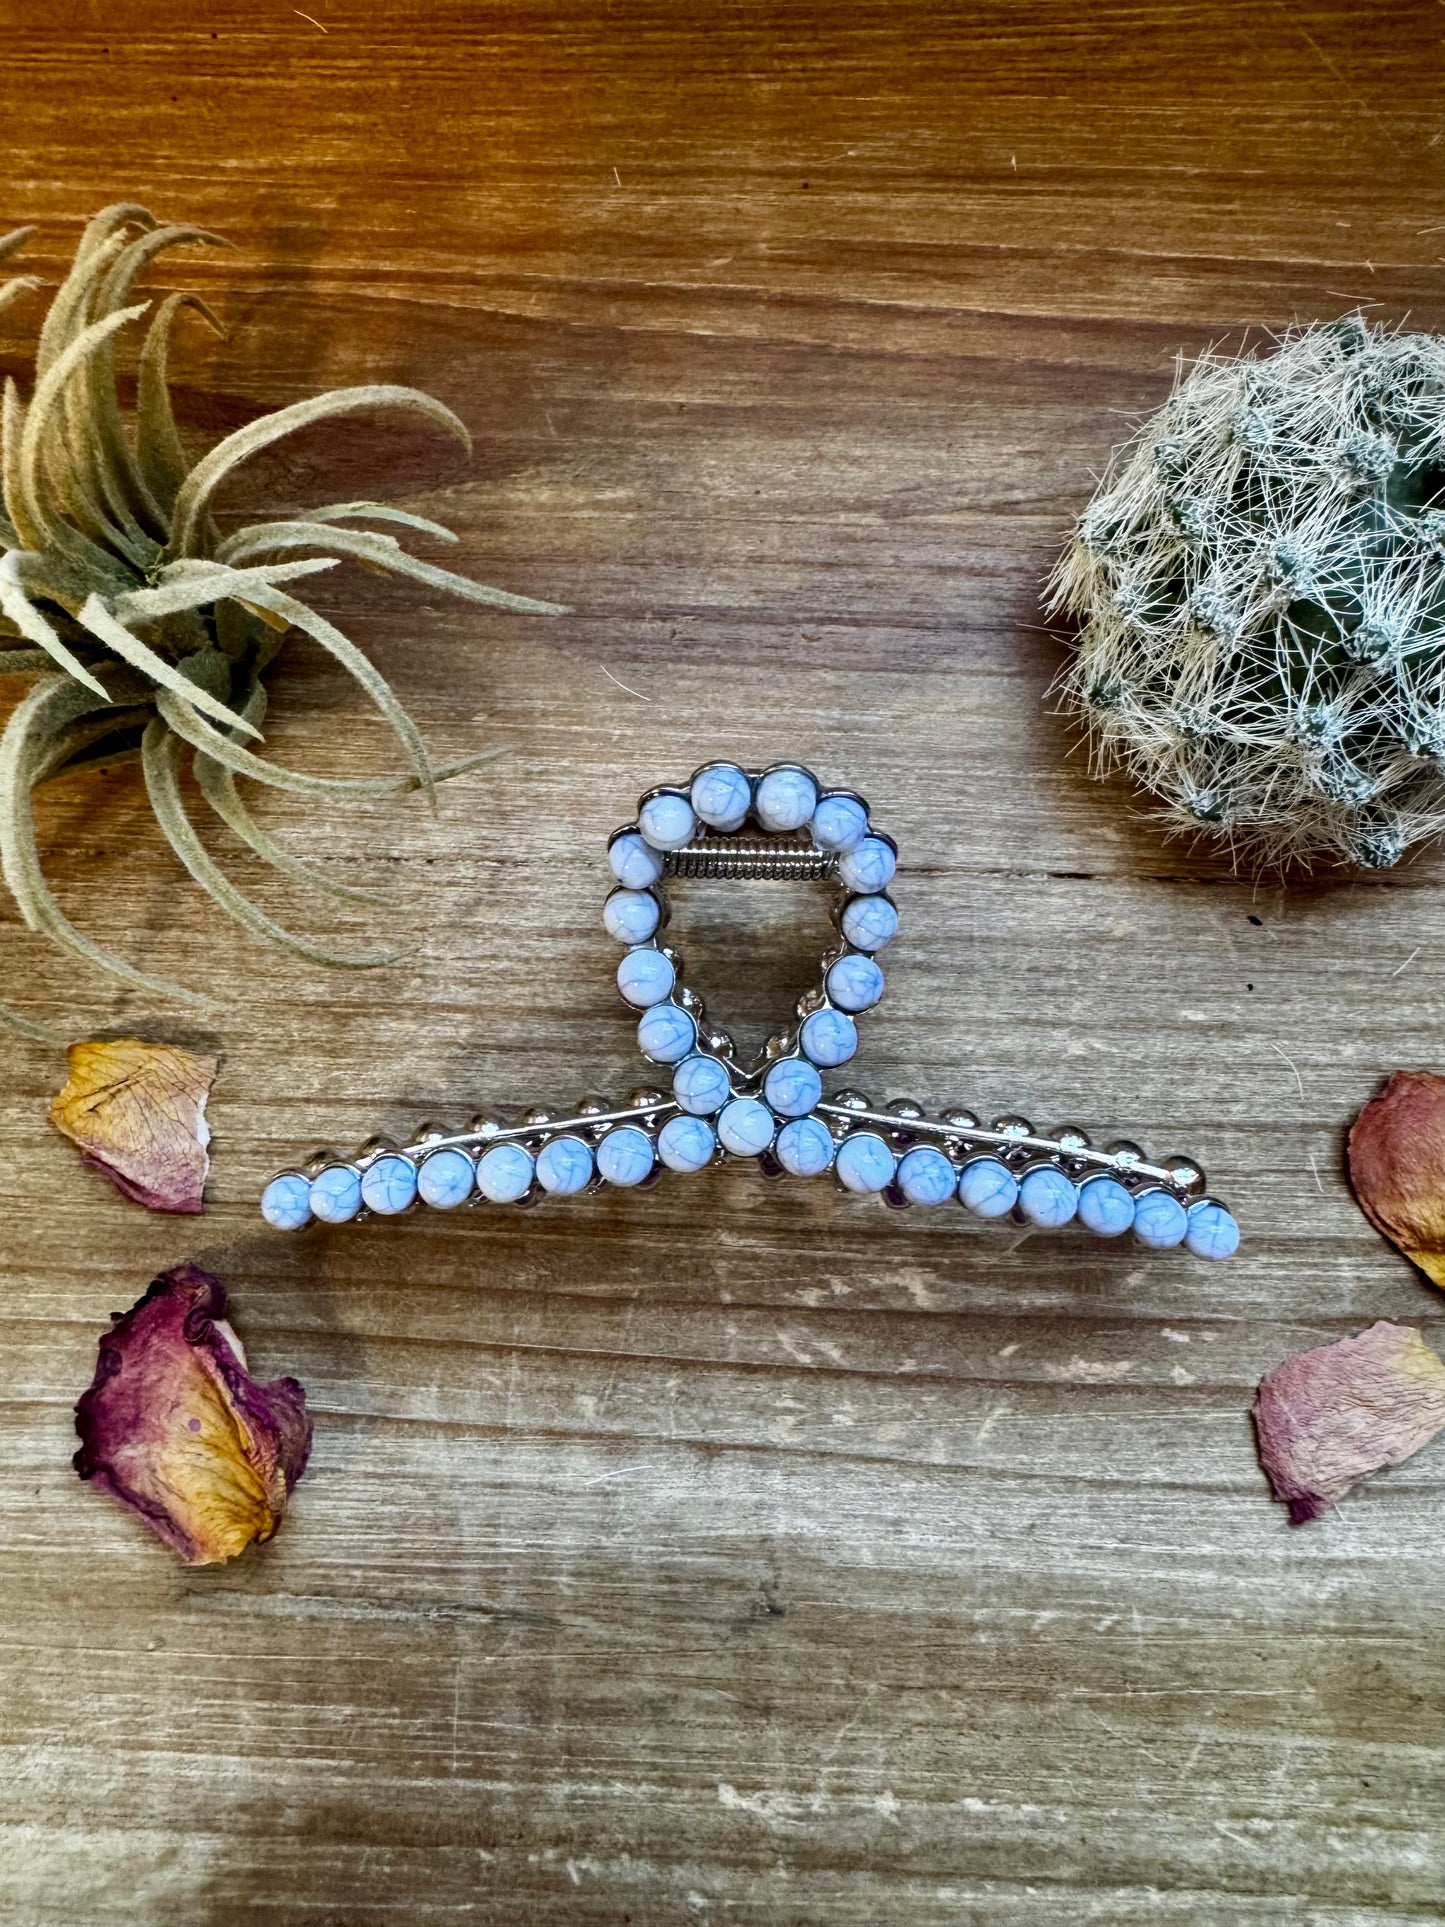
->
[1048,317,1445,870]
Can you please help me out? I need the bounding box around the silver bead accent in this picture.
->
[627,1085,669,1110]
[795,987,826,1019]
[1053,1125,1091,1154]
[575,1095,613,1119]
[705,1029,734,1054]
[1104,1138,1145,1169]
[886,1098,925,1120]
[520,1106,555,1129]
[992,1115,1034,1139]
[938,1107,980,1131]
[303,1146,345,1176]
[468,1110,506,1139]
[1158,1153,1207,1197]
[831,1089,872,1111]
[677,986,704,1014]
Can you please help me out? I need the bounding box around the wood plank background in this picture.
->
[4,2,1445,1921]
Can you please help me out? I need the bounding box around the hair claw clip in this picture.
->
[261,761,1239,1260]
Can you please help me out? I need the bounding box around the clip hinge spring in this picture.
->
[664,835,834,881]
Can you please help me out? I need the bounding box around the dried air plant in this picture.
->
[0,205,564,1033]
[1048,318,1445,872]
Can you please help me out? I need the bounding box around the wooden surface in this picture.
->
[4,3,1445,1921]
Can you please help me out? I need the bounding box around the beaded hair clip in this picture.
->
[260,761,1240,1261]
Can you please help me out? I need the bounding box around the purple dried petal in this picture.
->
[1254,1320,1445,1524]
[74,1263,311,1564]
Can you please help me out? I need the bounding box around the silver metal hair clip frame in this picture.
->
[260,761,1240,1260]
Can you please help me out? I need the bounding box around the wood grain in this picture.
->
[4,2,1445,1921]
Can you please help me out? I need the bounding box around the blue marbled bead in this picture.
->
[658,1113,716,1172]
[476,1141,535,1203]
[617,945,676,1008]
[361,1154,418,1216]
[603,888,661,945]
[958,1157,1019,1218]
[673,1052,732,1115]
[1018,1165,1079,1228]
[799,1006,858,1068]
[837,835,896,895]
[826,953,884,1012]
[1132,1188,1189,1249]
[310,1163,362,1224]
[638,791,696,851]
[609,830,664,890]
[718,1096,776,1156]
[536,1134,595,1195]
[1077,1175,1136,1237]
[637,1002,697,1064]
[597,1125,656,1187]
[763,1056,823,1118]
[755,765,817,833]
[1186,1200,1240,1261]
[835,1131,896,1193]
[840,894,898,952]
[261,1172,312,1230]
[418,1147,475,1210]
[897,1145,956,1206]
[810,792,869,853]
[775,1115,836,1176]
[691,762,752,832]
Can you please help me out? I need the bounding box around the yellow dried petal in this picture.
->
[49,1036,216,1213]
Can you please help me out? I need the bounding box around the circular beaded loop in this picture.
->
[263,757,1238,1262]
[605,759,898,1169]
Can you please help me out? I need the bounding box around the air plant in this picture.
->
[0,204,563,1029]
[1049,318,1445,871]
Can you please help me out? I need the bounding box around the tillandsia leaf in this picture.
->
[0,275,42,318]
[73,1262,312,1566]
[0,553,111,696]
[136,292,223,514]
[304,499,459,542]
[0,674,208,1003]
[217,521,569,615]
[1254,1321,1445,1523]
[18,300,152,560]
[193,680,394,906]
[114,555,339,625]
[1347,1069,1445,1287]
[49,1035,217,1213]
[90,226,233,539]
[0,225,38,265]
[168,385,473,558]
[234,579,436,802]
[32,707,150,783]
[0,1002,71,1047]
[141,717,405,967]
[154,686,437,798]
[0,649,62,676]
[156,682,506,798]
[75,595,262,738]
[35,204,153,376]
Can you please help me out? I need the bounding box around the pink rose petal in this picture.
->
[1254,1320,1445,1524]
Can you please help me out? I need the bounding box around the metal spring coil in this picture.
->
[664,837,834,880]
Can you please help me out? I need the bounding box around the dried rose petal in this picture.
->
[73,1264,311,1565]
[1254,1320,1445,1524]
[49,1037,217,1214]
[1348,1069,1445,1288]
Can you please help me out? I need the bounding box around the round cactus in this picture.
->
[1048,317,1445,870]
